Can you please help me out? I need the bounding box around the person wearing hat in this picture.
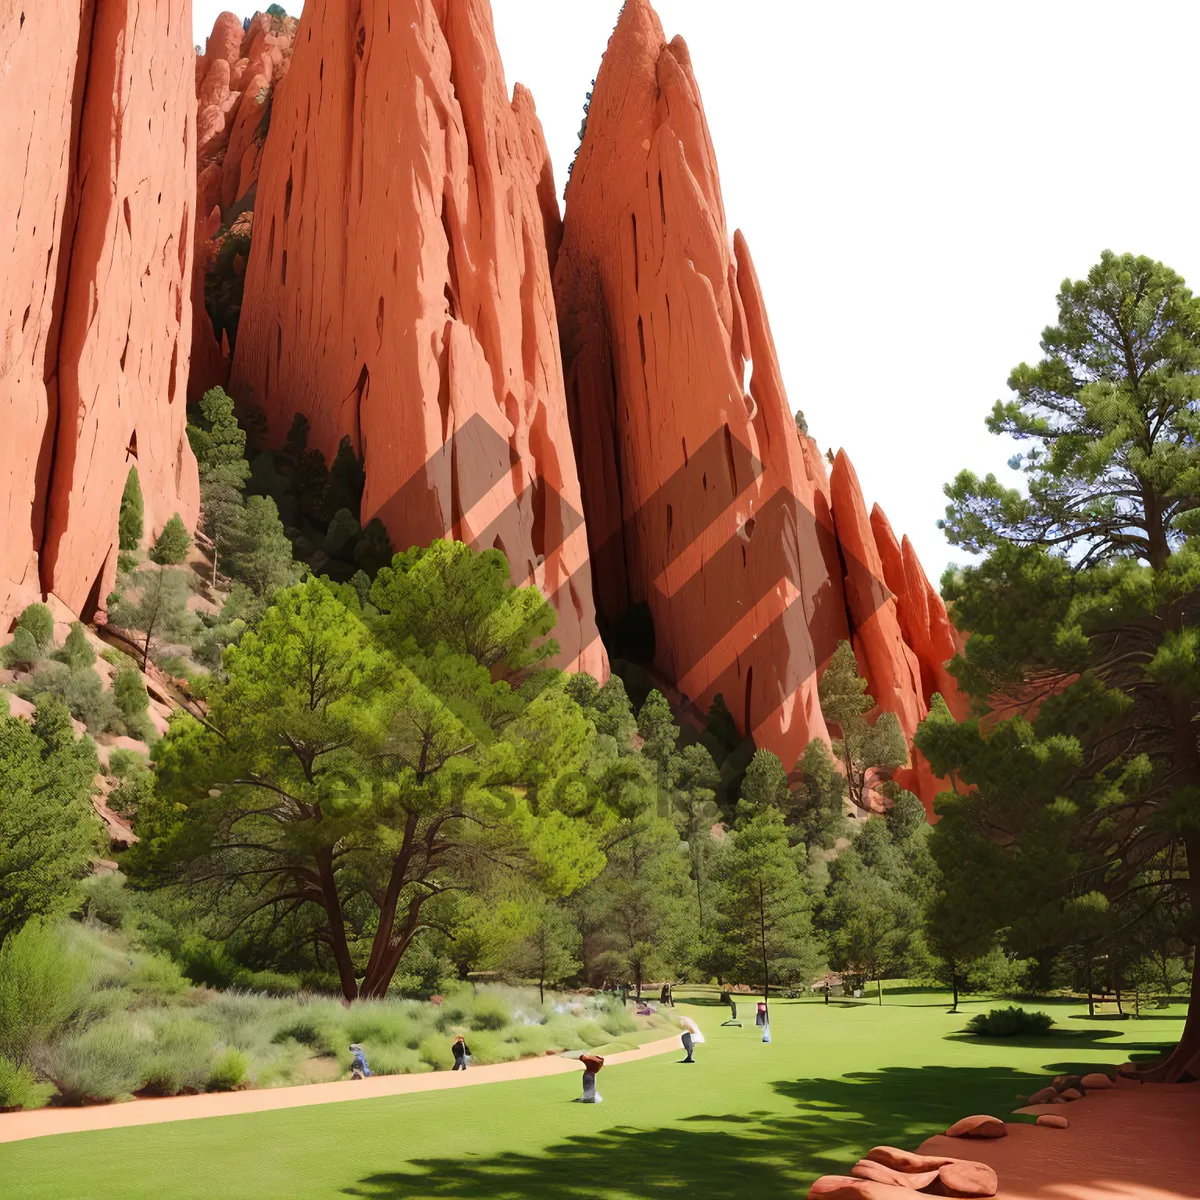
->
[451,1034,471,1070]
[349,1044,372,1080]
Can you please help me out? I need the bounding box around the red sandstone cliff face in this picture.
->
[554,0,848,773]
[0,0,199,625]
[229,0,606,677]
[190,9,299,404]
[554,0,962,811]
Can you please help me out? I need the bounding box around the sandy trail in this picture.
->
[0,1033,683,1144]
[918,1080,1200,1200]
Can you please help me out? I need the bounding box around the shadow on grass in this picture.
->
[943,1029,1127,1048]
[342,1064,1126,1200]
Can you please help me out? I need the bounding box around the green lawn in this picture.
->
[1,989,1184,1200]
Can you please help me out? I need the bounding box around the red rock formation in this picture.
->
[555,0,851,768]
[190,10,300,404]
[0,0,199,627]
[871,503,968,721]
[554,0,967,812]
[229,0,606,677]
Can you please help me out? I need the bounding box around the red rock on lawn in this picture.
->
[1080,1072,1114,1089]
[808,1176,914,1200]
[1026,1086,1059,1105]
[944,1115,1006,1139]
[1036,1114,1069,1129]
[1059,1088,1083,1101]
[930,1159,999,1198]
[1118,1062,1138,1077]
[851,1160,940,1189]
[865,1147,956,1173]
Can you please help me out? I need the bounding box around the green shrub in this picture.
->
[0,921,92,1066]
[53,623,96,670]
[116,551,141,576]
[141,1021,213,1096]
[206,1046,249,1091]
[81,873,134,930]
[1,626,42,670]
[234,968,304,996]
[19,665,122,733]
[112,666,149,721]
[417,1034,454,1071]
[966,1006,1054,1037]
[470,992,512,1031]
[107,747,147,778]
[461,1030,521,1065]
[16,603,55,650]
[125,953,189,1004]
[101,648,137,670]
[271,1017,339,1056]
[108,768,154,817]
[596,1000,636,1037]
[47,1022,147,1104]
[0,1054,54,1111]
[573,1020,611,1048]
[157,655,193,678]
[363,1045,424,1076]
[176,934,240,990]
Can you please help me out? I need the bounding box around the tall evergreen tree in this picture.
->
[922,252,1200,1080]
[118,467,144,552]
[819,642,909,814]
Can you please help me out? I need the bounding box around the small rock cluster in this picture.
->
[1013,1064,1125,1127]
[809,1141,1001,1200]
[808,1066,1133,1200]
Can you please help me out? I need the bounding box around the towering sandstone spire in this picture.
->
[229,0,606,676]
[1,0,199,625]
[554,0,963,811]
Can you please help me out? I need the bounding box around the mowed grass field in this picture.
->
[0,988,1185,1200]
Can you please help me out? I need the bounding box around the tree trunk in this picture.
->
[1141,831,1200,1082]
[951,971,959,1013]
[1086,956,1095,1017]
[877,977,883,1005]
[314,846,359,1002]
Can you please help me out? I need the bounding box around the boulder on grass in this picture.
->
[1026,1086,1059,1105]
[851,1160,939,1189]
[1053,1074,1082,1092]
[944,1115,1006,1139]
[808,1176,912,1200]
[1080,1072,1114,1090]
[865,1147,955,1173]
[1118,1062,1138,1077]
[1059,1088,1083,1101]
[1036,1114,1069,1129]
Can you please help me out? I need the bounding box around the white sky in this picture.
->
[194,0,1200,580]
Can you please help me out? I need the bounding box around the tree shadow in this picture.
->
[943,1030,1171,1051]
[342,1064,1111,1200]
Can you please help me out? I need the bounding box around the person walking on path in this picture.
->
[349,1044,372,1080]
[451,1035,471,1071]
[678,1015,703,1063]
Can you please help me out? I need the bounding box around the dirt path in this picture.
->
[0,1034,683,1145]
[917,1080,1200,1200]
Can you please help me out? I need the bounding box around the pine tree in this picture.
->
[149,514,192,566]
[222,496,302,598]
[792,739,848,849]
[118,467,144,551]
[637,690,679,786]
[924,252,1200,1078]
[187,386,252,583]
[108,568,197,670]
[737,749,790,823]
[819,642,909,813]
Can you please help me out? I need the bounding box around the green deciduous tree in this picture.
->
[924,252,1200,1080]
[500,894,581,1002]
